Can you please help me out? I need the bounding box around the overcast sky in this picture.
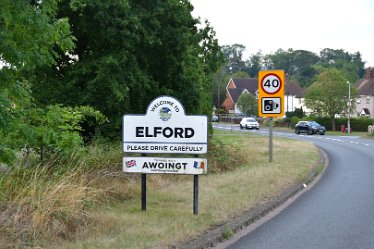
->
[190,0,374,67]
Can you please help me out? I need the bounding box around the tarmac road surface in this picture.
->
[213,124,374,249]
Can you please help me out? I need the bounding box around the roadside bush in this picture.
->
[273,118,289,127]
[208,136,243,173]
[286,107,304,119]
[304,116,373,131]
[8,105,106,167]
[350,117,374,131]
[296,116,374,132]
[290,116,300,128]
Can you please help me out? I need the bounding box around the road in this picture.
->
[213,123,374,249]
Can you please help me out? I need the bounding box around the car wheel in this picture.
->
[240,124,243,129]
[307,129,313,135]
[295,128,300,134]
[320,132,325,135]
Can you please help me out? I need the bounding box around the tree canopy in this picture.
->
[303,68,357,130]
[0,0,75,163]
[236,92,258,117]
[30,0,223,135]
[0,0,224,164]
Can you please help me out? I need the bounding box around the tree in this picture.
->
[236,92,258,117]
[291,50,319,87]
[221,44,248,73]
[304,68,356,131]
[319,48,365,81]
[266,49,319,87]
[30,0,223,135]
[0,0,74,163]
[248,51,263,78]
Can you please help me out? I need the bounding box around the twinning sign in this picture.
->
[122,96,208,175]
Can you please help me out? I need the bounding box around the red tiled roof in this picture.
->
[355,67,374,95]
[355,78,374,95]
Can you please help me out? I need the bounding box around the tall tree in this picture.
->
[0,0,74,163]
[221,44,248,73]
[248,51,263,78]
[267,49,319,87]
[304,68,356,131]
[319,48,365,81]
[30,0,223,135]
[291,50,319,87]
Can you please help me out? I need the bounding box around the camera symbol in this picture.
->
[264,100,279,111]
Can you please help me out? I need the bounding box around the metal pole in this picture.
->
[347,81,351,134]
[141,153,147,211]
[218,73,220,121]
[193,154,199,215]
[193,174,199,215]
[269,117,273,162]
[141,174,146,211]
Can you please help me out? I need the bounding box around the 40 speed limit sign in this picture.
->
[258,70,285,118]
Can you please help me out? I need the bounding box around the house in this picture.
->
[353,67,374,118]
[222,77,306,115]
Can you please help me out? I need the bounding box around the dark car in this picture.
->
[295,121,326,135]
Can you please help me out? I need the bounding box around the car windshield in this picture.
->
[246,118,256,122]
[310,121,320,126]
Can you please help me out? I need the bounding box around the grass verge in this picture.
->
[0,130,320,249]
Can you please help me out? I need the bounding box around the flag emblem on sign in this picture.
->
[126,160,137,168]
[193,161,205,169]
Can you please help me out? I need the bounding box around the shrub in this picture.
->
[290,116,300,128]
[8,105,106,165]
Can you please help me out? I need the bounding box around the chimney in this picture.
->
[365,67,373,80]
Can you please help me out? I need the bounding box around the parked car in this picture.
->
[295,121,326,135]
[240,117,260,129]
[211,114,218,122]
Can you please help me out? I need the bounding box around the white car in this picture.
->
[240,117,260,129]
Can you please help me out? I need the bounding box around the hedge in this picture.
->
[303,116,374,131]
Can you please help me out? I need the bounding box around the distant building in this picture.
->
[222,77,307,115]
[353,67,374,118]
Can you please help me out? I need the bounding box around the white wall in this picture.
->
[353,95,374,118]
[284,96,312,114]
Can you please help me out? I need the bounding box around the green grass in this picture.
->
[0,131,321,249]
[48,132,319,249]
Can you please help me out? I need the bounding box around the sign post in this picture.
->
[123,96,208,215]
[258,70,285,162]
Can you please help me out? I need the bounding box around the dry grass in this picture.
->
[0,170,96,244]
[0,131,319,248]
[46,132,319,249]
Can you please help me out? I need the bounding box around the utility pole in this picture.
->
[218,73,220,121]
[347,81,351,134]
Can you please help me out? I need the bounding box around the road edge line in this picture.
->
[174,147,329,249]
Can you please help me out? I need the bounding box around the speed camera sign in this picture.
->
[258,70,284,118]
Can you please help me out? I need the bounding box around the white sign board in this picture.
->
[123,96,208,154]
[123,157,207,175]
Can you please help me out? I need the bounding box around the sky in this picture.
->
[190,0,374,67]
